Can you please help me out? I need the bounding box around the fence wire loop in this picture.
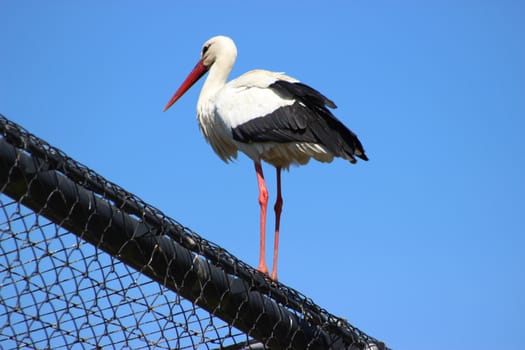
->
[0,114,388,349]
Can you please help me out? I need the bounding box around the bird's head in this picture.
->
[163,35,237,112]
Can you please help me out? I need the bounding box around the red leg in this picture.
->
[271,167,283,280]
[254,162,269,275]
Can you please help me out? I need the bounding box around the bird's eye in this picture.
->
[202,45,210,56]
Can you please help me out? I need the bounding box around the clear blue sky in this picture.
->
[1,1,524,349]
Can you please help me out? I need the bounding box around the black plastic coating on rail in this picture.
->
[0,137,364,350]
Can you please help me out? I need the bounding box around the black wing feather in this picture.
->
[231,80,368,162]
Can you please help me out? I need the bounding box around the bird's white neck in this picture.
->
[198,53,236,111]
[196,36,237,136]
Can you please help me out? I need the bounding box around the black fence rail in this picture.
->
[0,114,388,350]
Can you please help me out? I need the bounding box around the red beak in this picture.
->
[163,60,209,112]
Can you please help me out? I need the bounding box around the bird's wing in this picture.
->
[217,73,367,163]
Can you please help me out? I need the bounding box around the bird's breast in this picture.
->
[197,98,238,163]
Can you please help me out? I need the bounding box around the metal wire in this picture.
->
[0,114,387,350]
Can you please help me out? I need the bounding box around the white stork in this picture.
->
[163,35,367,280]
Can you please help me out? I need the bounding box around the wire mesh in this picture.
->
[0,195,250,349]
[0,114,388,350]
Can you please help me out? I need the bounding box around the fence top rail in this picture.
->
[0,114,388,350]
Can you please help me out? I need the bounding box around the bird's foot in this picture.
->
[257,264,269,275]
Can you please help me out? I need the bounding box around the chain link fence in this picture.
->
[0,114,388,349]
